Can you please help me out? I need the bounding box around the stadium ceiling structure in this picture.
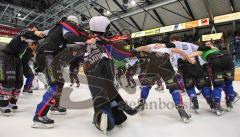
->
[0,0,239,32]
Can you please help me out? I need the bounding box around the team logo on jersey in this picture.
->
[87,44,103,65]
[182,44,188,50]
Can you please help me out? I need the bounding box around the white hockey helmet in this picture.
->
[67,15,79,24]
[89,16,110,33]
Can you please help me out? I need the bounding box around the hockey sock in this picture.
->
[201,87,212,98]
[224,80,235,102]
[140,86,150,100]
[170,89,182,106]
[186,87,197,98]
[212,86,222,104]
[35,84,57,116]
[24,75,34,90]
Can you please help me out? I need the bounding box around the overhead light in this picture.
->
[130,0,136,6]
[106,10,111,14]
[104,10,111,16]
[122,0,136,9]
[17,13,21,17]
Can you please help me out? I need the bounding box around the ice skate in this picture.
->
[32,115,54,128]
[70,83,74,87]
[214,103,224,116]
[191,97,200,113]
[0,107,11,116]
[206,97,215,109]
[225,92,240,111]
[176,105,191,123]
[233,91,240,103]
[8,104,18,113]
[93,109,115,134]
[226,100,233,112]
[206,98,216,112]
[50,106,67,115]
[99,113,108,134]
[76,83,80,88]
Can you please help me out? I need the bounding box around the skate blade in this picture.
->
[31,122,54,129]
[225,107,232,112]
[50,111,67,115]
[216,111,224,116]
[233,93,240,103]
[2,113,11,116]
[182,118,191,123]
[210,108,216,113]
[181,114,191,123]
[194,109,200,114]
[100,113,108,134]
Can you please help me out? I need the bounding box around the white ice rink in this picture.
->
[1,81,240,137]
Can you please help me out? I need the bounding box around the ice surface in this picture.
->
[0,82,240,137]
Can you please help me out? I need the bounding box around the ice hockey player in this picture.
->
[113,59,126,87]
[170,35,215,113]
[84,16,137,134]
[125,57,138,88]
[189,40,238,115]
[32,15,87,128]
[22,41,38,94]
[0,26,42,116]
[69,50,83,87]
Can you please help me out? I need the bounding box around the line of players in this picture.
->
[0,15,239,133]
[132,36,239,120]
[114,35,239,119]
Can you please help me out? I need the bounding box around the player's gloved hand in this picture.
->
[34,72,39,76]
[130,48,140,57]
[165,42,176,48]
[34,67,42,73]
